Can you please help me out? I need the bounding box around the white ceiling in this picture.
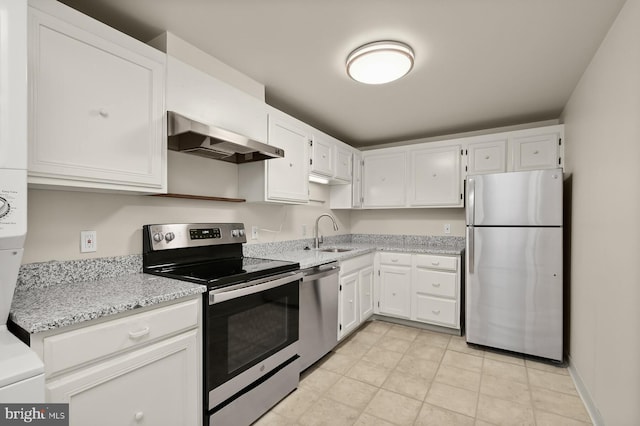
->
[58,0,626,147]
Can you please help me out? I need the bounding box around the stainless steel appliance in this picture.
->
[142,223,301,426]
[466,169,563,361]
[299,262,339,372]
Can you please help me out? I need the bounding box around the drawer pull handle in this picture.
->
[431,261,440,266]
[432,283,441,287]
[391,259,398,263]
[128,327,150,340]
[134,411,144,421]
[432,309,440,315]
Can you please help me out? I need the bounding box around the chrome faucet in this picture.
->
[314,214,339,249]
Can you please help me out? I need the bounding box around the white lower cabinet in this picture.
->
[31,298,201,426]
[47,331,198,426]
[375,252,462,332]
[338,253,375,340]
[377,253,412,319]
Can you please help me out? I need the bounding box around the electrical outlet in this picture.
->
[81,230,97,253]
[444,224,451,234]
[251,226,259,240]
[302,224,307,237]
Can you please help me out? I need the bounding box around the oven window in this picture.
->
[206,280,299,390]
[227,297,289,373]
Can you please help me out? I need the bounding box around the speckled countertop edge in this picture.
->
[245,234,465,269]
[10,273,206,334]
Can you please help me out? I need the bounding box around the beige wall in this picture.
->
[23,154,349,263]
[350,208,465,237]
[561,0,640,423]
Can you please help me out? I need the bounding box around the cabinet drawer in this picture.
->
[414,270,457,298]
[414,254,457,271]
[414,296,457,327]
[43,299,199,376]
[379,252,411,266]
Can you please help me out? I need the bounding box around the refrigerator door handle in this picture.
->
[468,226,474,273]
[467,177,475,226]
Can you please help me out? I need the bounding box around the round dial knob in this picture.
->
[152,232,164,243]
[239,229,245,237]
[0,197,9,218]
[231,229,239,238]
[164,232,175,242]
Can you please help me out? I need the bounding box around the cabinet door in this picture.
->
[351,151,363,208]
[378,265,411,319]
[466,139,507,175]
[266,113,310,202]
[310,134,334,177]
[359,266,374,321]
[510,131,561,171]
[408,144,462,207]
[334,146,352,182]
[28,7,166,193]
[339,272,359,339]
[47,331,199,426]
[362,151,406,207]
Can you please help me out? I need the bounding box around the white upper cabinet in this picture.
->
[166,57,267,143]
[334,145,353,182]
[351,150,363,208]
[509,126,563,171]
[362,149,406,208]
[238,107,310,204]
[465,137,508,175]
[27,0,166,193]
[408,143,463,207]
[329,148,361,209]
[310,134,334,177]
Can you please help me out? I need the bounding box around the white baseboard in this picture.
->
[567,355,604,426]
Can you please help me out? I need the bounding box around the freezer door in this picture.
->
[466,227,563,361]
[468,169,563,226]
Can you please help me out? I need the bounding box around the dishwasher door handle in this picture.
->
[302,265,339,282]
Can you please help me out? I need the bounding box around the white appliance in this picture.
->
[0,0,44,402]
[465,169,563,361]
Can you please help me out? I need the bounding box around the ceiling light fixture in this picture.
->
[346,41,415,85]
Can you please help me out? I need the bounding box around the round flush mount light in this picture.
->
[346,41,415,85]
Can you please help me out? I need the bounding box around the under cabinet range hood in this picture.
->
[167,111,284,163]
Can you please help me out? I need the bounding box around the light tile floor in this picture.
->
[254,320,591,426]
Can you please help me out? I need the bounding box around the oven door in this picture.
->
[206,271,301,410]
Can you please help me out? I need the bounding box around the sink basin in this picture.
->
[319,248,353,253]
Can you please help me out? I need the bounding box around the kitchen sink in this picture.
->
[319,248,353,253]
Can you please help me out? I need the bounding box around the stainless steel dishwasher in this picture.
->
[299,262,340,372]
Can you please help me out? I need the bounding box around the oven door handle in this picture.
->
[209,271,303,305]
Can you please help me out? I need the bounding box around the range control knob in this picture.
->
[231,229,239,238]
[239,229,245,237]
[152,232,164,243]
[0,197,9,218]
[164,232,175,242]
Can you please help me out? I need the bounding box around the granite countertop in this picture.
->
[257,242,465,269]
[10,273,206,335]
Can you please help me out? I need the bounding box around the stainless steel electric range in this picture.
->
[142,223,301,426]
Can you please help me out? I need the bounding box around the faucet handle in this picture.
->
[318,235,324,244]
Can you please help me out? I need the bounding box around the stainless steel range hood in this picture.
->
[167,111,284,163]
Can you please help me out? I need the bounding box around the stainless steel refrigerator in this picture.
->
[466,168,563,361]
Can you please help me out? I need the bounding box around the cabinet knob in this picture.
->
[392,292,396,296]
[484,155,491,160]
[134,412,144,421]
[349,299,353,304]
[98,108,109,118]
[432,173,437,178]
[289,163,294,167]
[533,150,539,155]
